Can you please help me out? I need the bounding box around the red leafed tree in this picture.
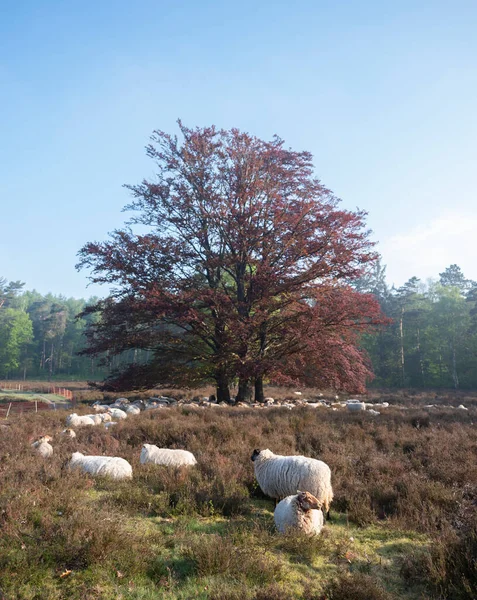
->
[77,122,386,402]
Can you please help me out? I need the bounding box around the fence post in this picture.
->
[35,401,38,413]
[5,403,12,419]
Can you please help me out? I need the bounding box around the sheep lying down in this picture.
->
[69,452,132,480]
[31,435,53,458]
[140,444,197,467]
[274,491,324,535]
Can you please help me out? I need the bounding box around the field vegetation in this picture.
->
[0,386,476,599]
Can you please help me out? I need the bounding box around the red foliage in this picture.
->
[77,122,386,398]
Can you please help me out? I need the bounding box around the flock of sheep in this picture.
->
[30,398,334,537]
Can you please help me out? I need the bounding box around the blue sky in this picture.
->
[1,0,476,298]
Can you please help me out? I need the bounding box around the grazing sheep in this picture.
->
[251,449,333,516]
[69,452,132,480]
[31,435,53,458]
[65,413,96,427]
[104,421,117,429]
[92,404,110,412]
[274,491,324,535]
[107,407,128,420]
[124,405,141,415]
[140,444,197,467]
[61,428,77,438]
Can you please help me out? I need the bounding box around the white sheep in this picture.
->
[140,444,197,467]
[113,397,130,406]
[69,452,132,480]
[107,407,128,420]
[97,412,112,422]
[92,404,109,412]
[124,405,141,415]
[274,491,324,535]
[65,413,96,427]
[346,400,366,412]
[251,449,333,516]
[31,435,53,458]
[104,421,118,429]
[83,414,103,425]
[60,428,77,438]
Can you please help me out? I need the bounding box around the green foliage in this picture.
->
[0,308,33,377]
[359,265,477,389]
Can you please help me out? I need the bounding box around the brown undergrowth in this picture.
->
[0,399,475,598]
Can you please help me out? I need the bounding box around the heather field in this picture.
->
[0,385,476,599]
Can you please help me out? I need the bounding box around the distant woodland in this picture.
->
[1,262,476,390]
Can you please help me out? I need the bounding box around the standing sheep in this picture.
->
[140,444,197,467]
[274,491,324,535]
[69,452,132,480]
[251,449,333,517]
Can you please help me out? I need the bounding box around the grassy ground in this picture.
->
[0,391,70,403]
[0,392,476,599]
[0,497,430,600]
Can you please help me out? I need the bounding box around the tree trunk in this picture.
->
[399,307,405,386]
[417,327,425,386]
[254,376,265,403]
[236,377,251,403]
[216,371,231,404]
[452,344,459,389]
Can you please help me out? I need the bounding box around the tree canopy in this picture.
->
[77,122,385,401]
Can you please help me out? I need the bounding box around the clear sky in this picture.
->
[1,0,476,299]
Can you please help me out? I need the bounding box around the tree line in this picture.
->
[2,262,476,391]
[0,278,137,381]
[3,124,476,395]
[358,263,477,390]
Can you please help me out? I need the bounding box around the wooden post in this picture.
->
[35,401,38,413]
[6,403,12,419]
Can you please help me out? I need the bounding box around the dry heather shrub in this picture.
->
[184,533,283,584]
[401,514,477,599]
[275,529,327,562]
[253,584,297,600]
[318,572,396,600]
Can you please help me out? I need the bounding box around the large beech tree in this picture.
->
[77,122,385,401]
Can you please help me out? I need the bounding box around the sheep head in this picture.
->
[251,448,272,462]
[251,449,261,461]
[296,491,322,511]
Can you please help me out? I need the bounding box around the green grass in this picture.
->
[0,390,69,403]
[0,497,429,600]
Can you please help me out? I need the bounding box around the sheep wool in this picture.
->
[251,449,333,513]
[274,491,324,535]
[69,452,133,480]
[107,407,128,420]
[140,444,197,467]
[31,436,53,458]
[65,413,96,427]
[60,428,77,438]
